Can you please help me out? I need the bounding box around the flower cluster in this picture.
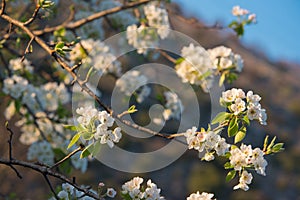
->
[230,6,256,36]
[208,46,243,73]
[126,2,170,54]
[126,24,159,55]
[175,43,214,92]
[3,75,70,114]
[184,127,230,161]
[76,106,122,148]
[221,88,267,125]
[162,91,183,121]
[144,2,170,39]
[187,191,216,200]
[121,177,165,200]
[115,70,151,103]
[27,141,55,165]
[232,6,256,23]
[49,183,98,200]
[9,58,33,73]
[229,144,268,191]
[69,39,122,77]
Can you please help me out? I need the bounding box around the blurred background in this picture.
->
[1,0,300,200]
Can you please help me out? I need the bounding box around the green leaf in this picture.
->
[80,143,94,159]
[243,115,250,126]
[224,162,233,169]
[175,57,185,64]
[92,141,101,156]
[267,136,277,150]
[234,127,247,144]
[211,112,231,125]
[228,116,238,137]
[81,130,93,140]
[67,133,81,149]
[63,125,77,131]
[55,41,65,50]
[263,135,269,151]
[226,170,236,182]
[127,105,138,114]
[14,100,22,113]
[271,143,284,153]
[219,72,226,87]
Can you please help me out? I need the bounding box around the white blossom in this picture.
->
[175,43,214,92]
[187,191,215,200]
[230,98,246,115]
[106,188,117,198]
[69,39,121,77]
[233,170,253,191]
[122,177,144,199]
[115,70,151,103]
[232,6,249,16]
[144,2,170,39]
[208,46,244,72]
[9,58,33,73]
[126,24,159,55]
[57,190,69,200]
[3,75,28,98]
[160,91,183,121]
[27,141,54,165]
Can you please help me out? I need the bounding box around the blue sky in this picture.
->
[173,0,300,64]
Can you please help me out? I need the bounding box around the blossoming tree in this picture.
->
[0,0,284,199]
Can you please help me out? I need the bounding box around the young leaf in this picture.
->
[127,105,138,114]
[219,72,226,87]
[234,127,247,144]
[226,170,236,182]
[271,143,284,153]
[228,117,238,137]
[211,112,231,125]
[55,41,65,50]
[175,57,185,64]
[63,125,77,131]
[224,162,233,169]
[80,143,94,159]
[67,133,81,149]
[92,141,102,156]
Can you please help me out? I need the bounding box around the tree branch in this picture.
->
[0,158,100,199]
[33,0,151,35]
[50,146,83,169]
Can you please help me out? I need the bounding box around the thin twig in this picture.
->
[0,158,100,199]
[157,49,177,63]
[0,0,5,15]
[43,174,59,200]
[51,146,83,169]
[33,0,151,35]
[23,4,41,26]
[8,164,23,179]
[21,36,34,61]
[5,122,14,160]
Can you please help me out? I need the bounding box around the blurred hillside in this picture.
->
[1,2,300,200]
[167,3,300,200]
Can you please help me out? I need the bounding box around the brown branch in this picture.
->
[5,122,14,160]
[0,158,100,199]
[21,36,34,61]
[33,0,151,35]
[43,174,59,200]
[23,4,41,26]
[157,49,177,63]
[0,0,5,15]
[50,146,83,169]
